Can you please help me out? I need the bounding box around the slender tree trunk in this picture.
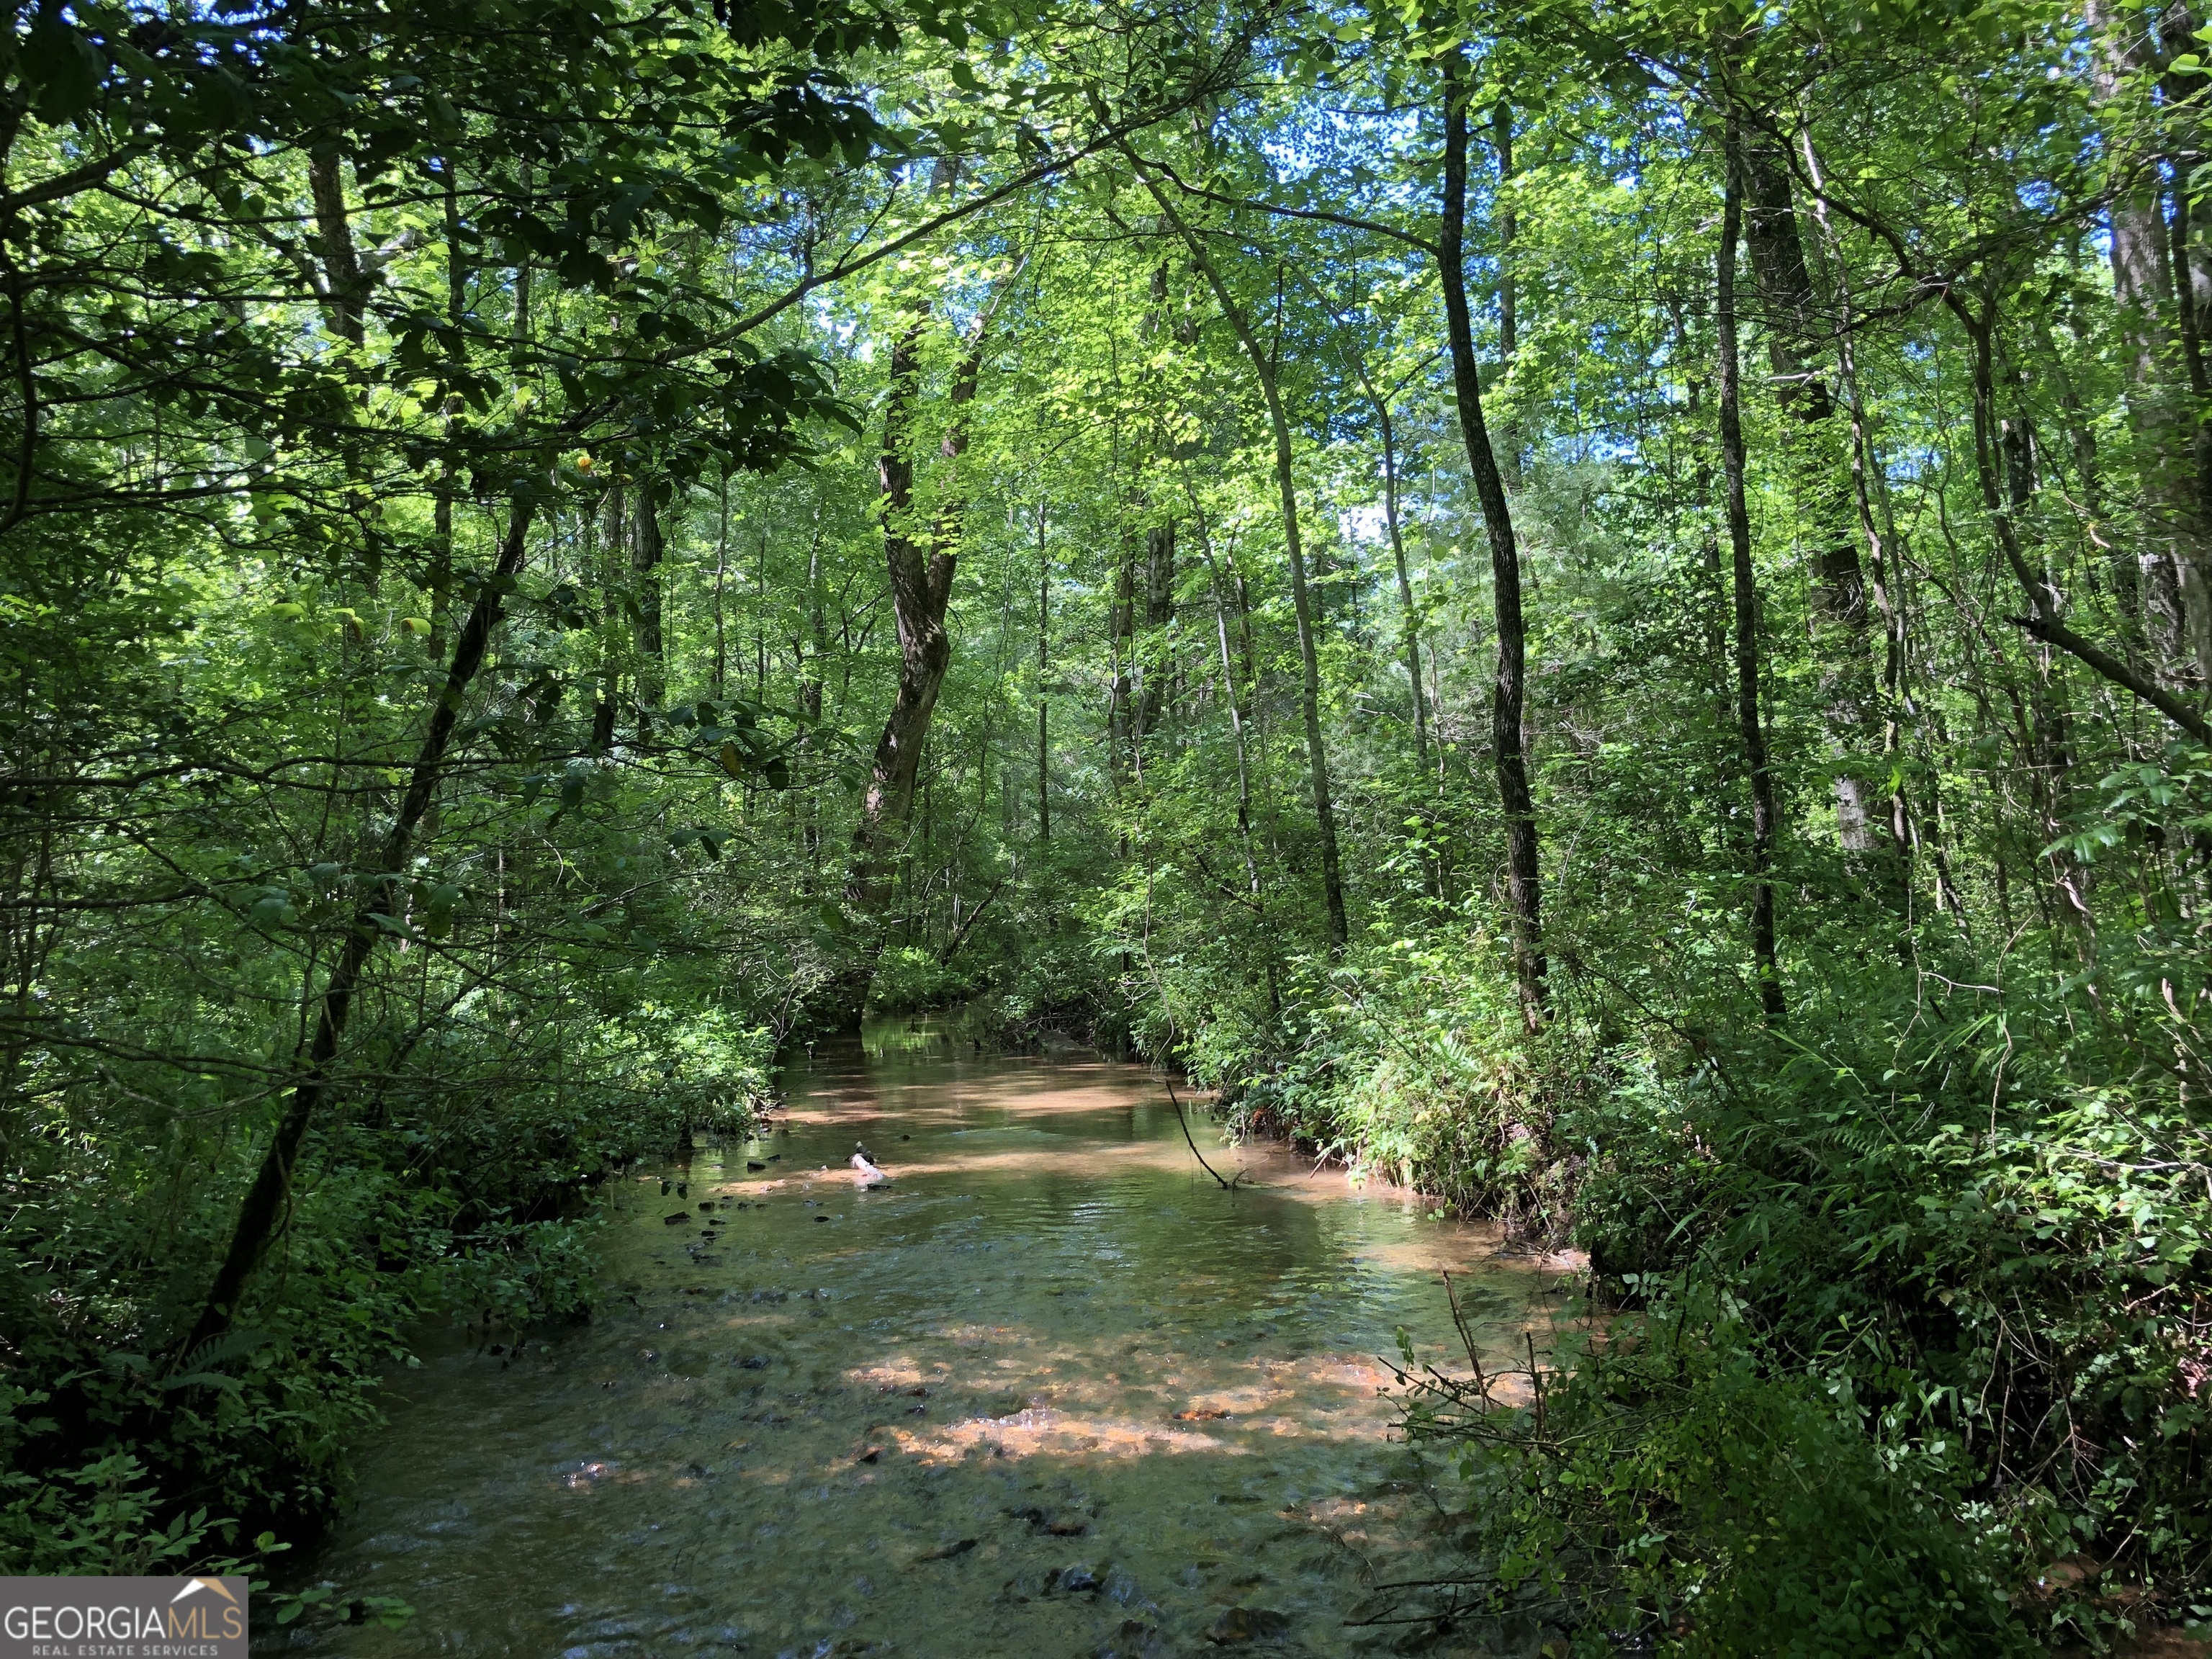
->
[1719,138,1784,1020]
[1128,145,1349,953]
[591,482,623,753]
[1344,349,1429,768]
[429,159,464,660]
[2087,0,2203,675]
[712,472,730,699]
[184,498,538,1355]
[1440,55,1545,1021]
[510,166,532,357]
[1137,521,1176,737]
[1199,510,1279,1019]
[1109,526,1138,786]
[1380,403,1429,769]
[632,485,665,735]
[1036,503,1051,843]
[1493,99,1522,493]
[1797,130,1924,899]
[1953,295,2093,924]
[1727,91,1890,873]
[806,512,827,721]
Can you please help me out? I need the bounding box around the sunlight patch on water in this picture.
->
[268,1031,1568,1659]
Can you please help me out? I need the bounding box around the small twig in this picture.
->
[1441,1270,1485,1381]
[1526,1328,1547,1441]
[1165,1079,1234,1189]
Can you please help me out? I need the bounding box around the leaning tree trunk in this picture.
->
[1439,53,1545,1024]
[182,496,538,1358]
[1126,144,1350,955]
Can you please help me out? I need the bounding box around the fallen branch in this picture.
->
[1165,1079,1236,1190]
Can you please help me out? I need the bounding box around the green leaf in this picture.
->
[24,13,103,123]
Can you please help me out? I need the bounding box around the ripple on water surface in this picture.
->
[266,1025,1567,1659]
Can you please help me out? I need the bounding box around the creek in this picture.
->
[264,1021,1565,1658]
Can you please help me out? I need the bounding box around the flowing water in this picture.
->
[266,1022,1567,1658]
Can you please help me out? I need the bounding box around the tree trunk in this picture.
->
[1128,146,1350,954]
[633,485,665,734]
[1343,347,1428,769]
[1493,99,1522,493]
[848,306,992,910]
[591,482,623,753]
[1719,138,1785,1021]
[429,160,463,660]
[1729,96,1889,868]
[1036,503,1051,843]
[1109,526,1138,786]
[2087,0,2204,675]
[308,150,366,348]
[1199,507,1279,1018]
[183,497,538,1356]
[1136,520,1176,738]
[1439,54,1545,1022]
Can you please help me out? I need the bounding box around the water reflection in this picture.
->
[266,1024,1568,1658]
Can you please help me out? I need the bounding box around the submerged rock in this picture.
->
[1205,1607,1291,1645]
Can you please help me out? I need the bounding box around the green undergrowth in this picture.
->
[1174,931,1594,1233]
[1398,1292,2034,1658]
[865,945,981,1015]
[1161,930,2212,1650]
[0,1010,773,1575]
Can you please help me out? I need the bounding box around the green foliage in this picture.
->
[1359,956,2212,1650]
[1182,933,1591,1231]
[1403,1295,2033,1658]
[866,945,979,1013]
[4,0,2212,1640]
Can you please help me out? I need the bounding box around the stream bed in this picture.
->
[265,1023,1568,1658]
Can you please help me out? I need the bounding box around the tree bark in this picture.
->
[1719,136,1785,1021]
[308,150,367,348]
[182,496,538,1357]
[1493,99,1522,493]
[1440,53,1545,1022]
[848,304,993,910]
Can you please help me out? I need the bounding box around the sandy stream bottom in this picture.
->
[263,1030,1572,1659]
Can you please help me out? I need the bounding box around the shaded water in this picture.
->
[269,1022,1565,1658]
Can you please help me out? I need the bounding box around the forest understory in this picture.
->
[5,0,2212,1653]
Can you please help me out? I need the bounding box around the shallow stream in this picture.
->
[267,1022,1565,1658]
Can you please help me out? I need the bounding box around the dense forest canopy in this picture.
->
[6,0,2212,1648]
